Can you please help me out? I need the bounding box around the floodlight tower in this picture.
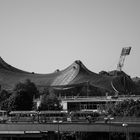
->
[117,47,131,71]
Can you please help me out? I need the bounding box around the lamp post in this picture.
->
[54,120,60,140]
[104,115,114,140]
[56,121,60,140]
[57,120,63,140]
[109,117,114,140]
[122,123,129,140]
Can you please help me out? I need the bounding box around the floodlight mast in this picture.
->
[117,47,131,71]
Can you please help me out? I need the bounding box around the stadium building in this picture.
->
[0,57,137,111]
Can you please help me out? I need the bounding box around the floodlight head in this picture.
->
[121,47,131,56]
[117,47,132,71]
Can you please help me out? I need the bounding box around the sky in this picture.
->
[0,0,140,77]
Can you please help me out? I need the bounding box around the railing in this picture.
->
[60,96,108,100]
[112,117,140,123]
[101,116,140,124]
[60,95,140,100]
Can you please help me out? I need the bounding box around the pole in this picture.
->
[87,81,89,97]
[122,123,129,140]
[58,122,59,140]
[126,126,130,140]
[109,121,111,140]
[109,117,114,140]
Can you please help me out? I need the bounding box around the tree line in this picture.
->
[1,79,140,117]
[104,98,140,117]
[0,79,62,111]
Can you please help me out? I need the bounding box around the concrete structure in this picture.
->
[61,95,140,111]
[0,57,136,96]
[0,122,140,140]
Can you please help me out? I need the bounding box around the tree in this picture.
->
[107,99,140,117]
[14,79,38,97]
[1,92,17,111]
[38,87,62,111]
[13,79,38,110]
[0,89,11,103]
[1,79,38,111]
